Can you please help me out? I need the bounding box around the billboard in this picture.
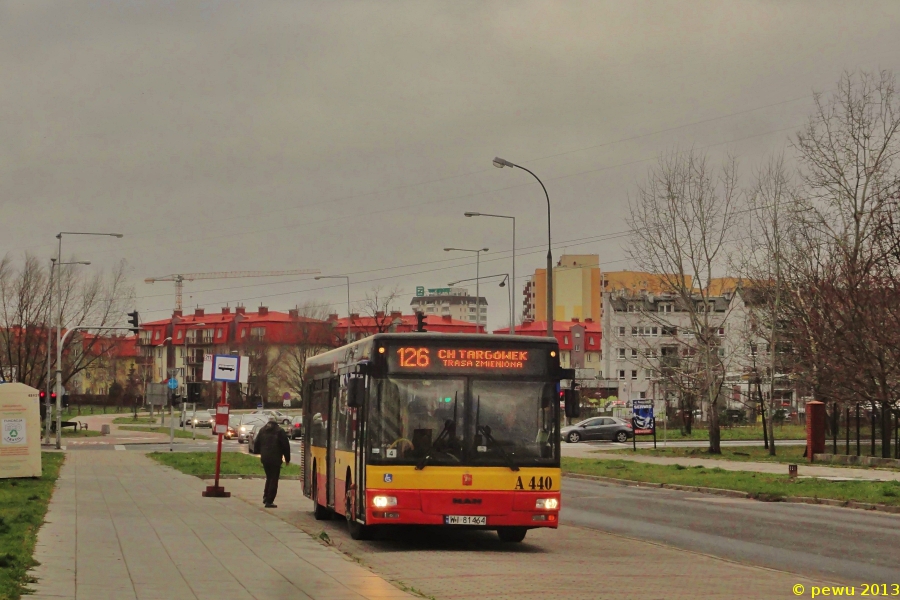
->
[631,399,655,435]
[0,383,42,478]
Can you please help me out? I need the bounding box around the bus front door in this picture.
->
[327,377,339,509]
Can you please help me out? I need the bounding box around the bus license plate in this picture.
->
[445,515,486,526]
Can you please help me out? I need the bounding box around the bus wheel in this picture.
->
[497,527,527,543]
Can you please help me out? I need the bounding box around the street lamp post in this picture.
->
[55,231,123,449]
[45,258,90,443]
[449,273,511,335]
[315,275,352,341]
[492,157,553,339]
[444,248,489,332]
[464,212,516,334]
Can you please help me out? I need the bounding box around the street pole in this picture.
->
[464,212,516,334]
[491,158,552,338]
[54,231,123,449]
[444,248,488,332]
[45,258,55,444]
[473,250,485,332]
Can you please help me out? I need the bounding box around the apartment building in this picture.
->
[409,287,488,325]
[493,318,601,375]
[139,306,335,405]
[600,291,730,409]
[523,255,601,323]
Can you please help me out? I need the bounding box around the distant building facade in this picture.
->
[409,287,488,325]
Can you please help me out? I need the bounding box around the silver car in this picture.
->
[251,409,291,425]
[181,410,214,428]
[236,415,268,444]
[561,417,633,443]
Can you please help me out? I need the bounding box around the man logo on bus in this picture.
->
[384,474,393,483]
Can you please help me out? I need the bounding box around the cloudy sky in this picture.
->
[2,0,898,330]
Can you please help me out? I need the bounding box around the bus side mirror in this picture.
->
[563,389,580,419]
[347,376,365,408]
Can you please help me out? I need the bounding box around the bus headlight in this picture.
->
[535,498,558,510]
[372,496,397,508]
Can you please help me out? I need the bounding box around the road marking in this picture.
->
[114,445,126,451]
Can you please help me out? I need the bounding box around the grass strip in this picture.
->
[562,457,900,506]
[0,452,65,600]
[652,424,807,441]
[149,451,300,477]
[600,445,898,471]
[117,426,210,440]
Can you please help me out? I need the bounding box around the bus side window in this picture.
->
[310,379,329,447]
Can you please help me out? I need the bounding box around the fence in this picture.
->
[824,402,899,460]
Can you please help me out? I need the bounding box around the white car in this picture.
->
[236,415,269,443]
[251,409,291,425]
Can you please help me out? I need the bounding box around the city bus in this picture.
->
[301,332,578,542]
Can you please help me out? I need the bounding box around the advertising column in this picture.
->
[0,383,42,478]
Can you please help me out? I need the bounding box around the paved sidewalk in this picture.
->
[28,451,415,600]
[223,478,822,600]
[564,444,900,481]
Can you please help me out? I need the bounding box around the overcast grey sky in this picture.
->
[2,0,898,330]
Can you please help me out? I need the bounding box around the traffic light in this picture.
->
[40,390,46,401]
[127,311,140,333]
[187,382,201,403]
[415,311,427,333]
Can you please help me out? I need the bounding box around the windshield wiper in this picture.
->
[415,418,454,470]
[416,392,459,470]
[478,424,519,472]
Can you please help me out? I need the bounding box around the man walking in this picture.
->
[256,416,291,508]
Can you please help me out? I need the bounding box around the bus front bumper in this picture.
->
[364,489,560,528]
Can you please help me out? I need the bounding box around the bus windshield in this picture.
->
[368,377,557,467]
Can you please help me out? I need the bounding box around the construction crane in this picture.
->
[145,269,321,311]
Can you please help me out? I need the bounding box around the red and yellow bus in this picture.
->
[301,333,578,542]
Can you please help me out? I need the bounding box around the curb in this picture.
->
[563,472,900,514]
[199,474,302,480]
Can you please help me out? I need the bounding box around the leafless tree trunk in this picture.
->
[627,149,740,454]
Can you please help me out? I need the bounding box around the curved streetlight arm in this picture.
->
[493,157,552,338]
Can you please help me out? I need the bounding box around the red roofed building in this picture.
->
[493,318,601,372]
[327,311,484,343]
[138,306,337,407]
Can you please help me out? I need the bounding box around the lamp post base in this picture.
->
[202,485,230,498]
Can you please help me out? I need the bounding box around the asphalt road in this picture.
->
[562,476,900,583]
[582,439,807,449]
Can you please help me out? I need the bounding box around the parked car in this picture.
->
[251,409,292,425]
[561,417,633,443]
[236,415,268,444]
[289,415,302,440]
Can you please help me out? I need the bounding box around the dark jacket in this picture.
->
[257,421,291,466]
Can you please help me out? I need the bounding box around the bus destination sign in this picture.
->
[386,344,548,375]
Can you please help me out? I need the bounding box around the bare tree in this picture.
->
[273,300,335,399]
[627,149,740,454]
[0,254,134,390]
[360,285,403,333]
[735,154,799,455]
[790,70,900,458]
